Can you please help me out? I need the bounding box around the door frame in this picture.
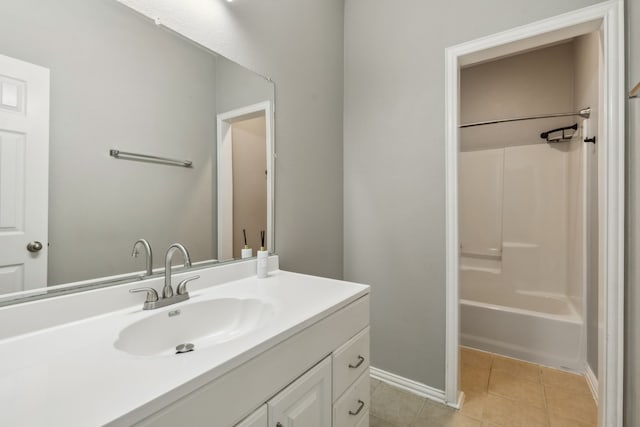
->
[216,101,274,261]
[443,2,625,425]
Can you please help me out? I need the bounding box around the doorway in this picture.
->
[444,2,625,426]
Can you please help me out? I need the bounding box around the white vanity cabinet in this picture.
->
[236,406,267,427]
[332,327,371,427]
[236,330,370,427]
[132,293,370,427]
[236,333,370,427]
[234,358,332,427]
[267,356,332,427]
[0,267,371,427]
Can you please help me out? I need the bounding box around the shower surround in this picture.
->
[459,141,587,371]
[457,37,602,373]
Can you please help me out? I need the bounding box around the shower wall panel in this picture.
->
[502,144,569,297]
[459,144,571,298]
[459,149,504,258]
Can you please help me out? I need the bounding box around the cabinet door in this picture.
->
[236,405,267,427]
[268,356,332,427]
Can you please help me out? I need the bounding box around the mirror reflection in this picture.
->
[0,0,274,299]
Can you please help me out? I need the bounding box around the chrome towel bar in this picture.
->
[109,149,193,168]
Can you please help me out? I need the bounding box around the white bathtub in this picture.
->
[460,269,584,371]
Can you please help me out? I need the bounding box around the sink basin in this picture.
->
[114,297,276,357]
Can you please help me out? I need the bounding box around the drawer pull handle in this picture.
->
[349,355,365,369]
[349,399,365,416]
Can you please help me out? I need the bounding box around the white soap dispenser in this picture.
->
[257,230,268,278]
[240,229,253,259]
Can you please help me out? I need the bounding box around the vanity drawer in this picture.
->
[333,371,369,427]
[333,327,370,399]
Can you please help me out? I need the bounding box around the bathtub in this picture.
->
[460,269,584,371]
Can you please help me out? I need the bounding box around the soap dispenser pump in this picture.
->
[257,230,268,278]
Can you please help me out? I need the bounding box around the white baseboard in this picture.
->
[585,364,598,402]
[369,366,459,409]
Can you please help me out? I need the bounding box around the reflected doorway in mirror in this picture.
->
[217,101,274,262]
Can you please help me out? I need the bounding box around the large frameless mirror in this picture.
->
[0,0,275,305]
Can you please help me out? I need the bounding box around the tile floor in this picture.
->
[370,347,597,427]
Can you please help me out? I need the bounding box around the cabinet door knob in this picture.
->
[348,355,365,369]
[349,399,365,416]
[276,423,283,427]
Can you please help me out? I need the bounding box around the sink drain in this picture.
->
[175,343,195,354]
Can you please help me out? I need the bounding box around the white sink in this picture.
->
[114,297,276,357]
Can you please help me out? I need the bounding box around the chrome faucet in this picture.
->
[129,242,199,310]
[131,238,153,276]
[163,243,192,298]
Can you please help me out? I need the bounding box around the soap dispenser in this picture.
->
[257,230,268,278]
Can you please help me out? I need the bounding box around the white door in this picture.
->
[268,356,332,427]
[0,54,49,294]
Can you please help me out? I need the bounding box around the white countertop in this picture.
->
[0,270,369,426]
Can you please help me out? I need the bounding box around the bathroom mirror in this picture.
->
[0,0,275,304]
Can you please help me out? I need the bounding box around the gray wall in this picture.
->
[625,0,639,425]
[344,0,604,389]
[0,0,217,285]
[461,43,576,151]
[119,0,345,280]
[216,56,274,116]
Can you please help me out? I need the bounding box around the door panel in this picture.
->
[0,131,26,230]
[0,76,25,113]
[0,264,24,294]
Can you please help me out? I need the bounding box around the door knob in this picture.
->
[27,241,43,252]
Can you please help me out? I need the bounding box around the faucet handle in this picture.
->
[176,275,200,295]
[129,287,159,302]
